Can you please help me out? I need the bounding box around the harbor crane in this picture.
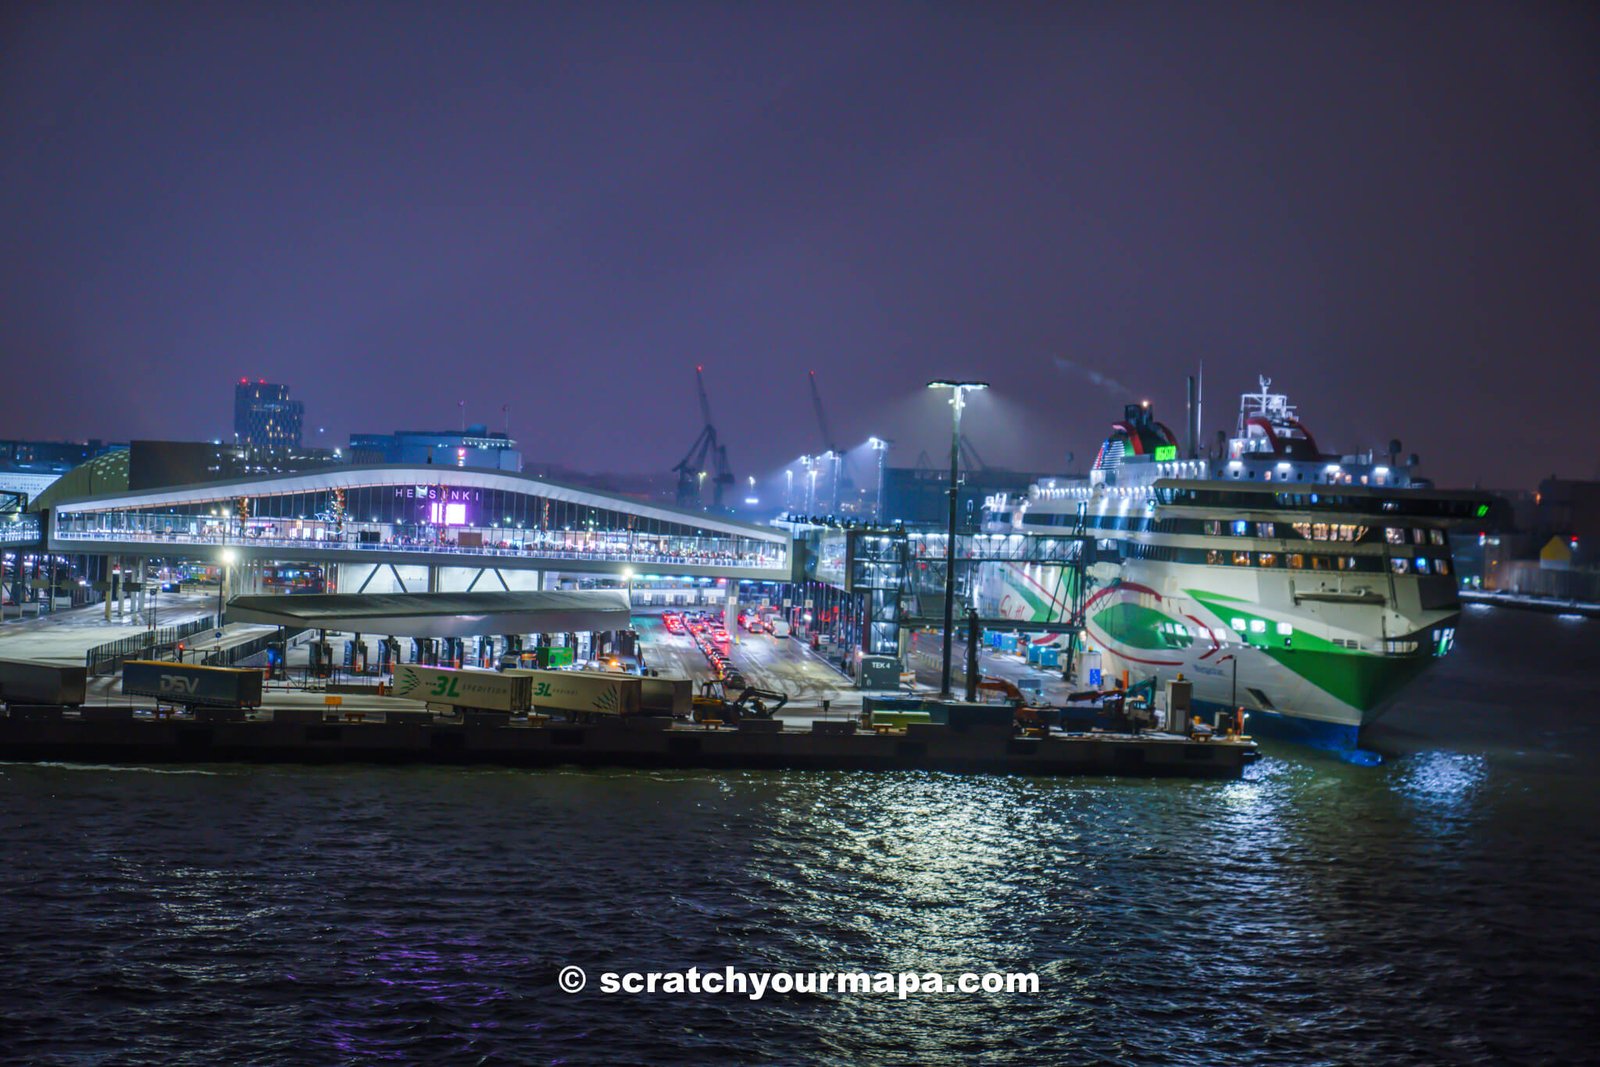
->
[673,365,735,510]
[808,370,854,512]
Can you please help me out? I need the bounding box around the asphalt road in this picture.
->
[633,612,859,708]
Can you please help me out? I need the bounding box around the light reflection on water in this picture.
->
[0,607,1596,1065]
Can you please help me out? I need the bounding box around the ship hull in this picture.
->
[976,558,1453,752]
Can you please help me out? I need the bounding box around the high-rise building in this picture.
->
[233,379,304,452]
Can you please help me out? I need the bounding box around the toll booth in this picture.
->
[344,639,371,674]
[310,639,334,679]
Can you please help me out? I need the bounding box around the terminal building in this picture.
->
[38,464,790,619]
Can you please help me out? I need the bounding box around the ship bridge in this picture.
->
[45,465,793,588]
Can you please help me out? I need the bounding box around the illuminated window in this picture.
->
[1276,622,1293,635]
[1212,627,1231,642]
[1207,549,1225,565]
[1205,520,1222,536]
[1392,558,1409,574]
[1230,618,1247,632]
[1249,619,1267,634]
[1288,554,1305,569]
[1257,522,1276,538]
[1430,529,1446,546]
[1413,528,1428,545]
[1415,557,1430,574]
[1436,558,1451,575]
[1257,552,1277,568]
[1232,520,1249,536]
[1386,527,1405,544]
[1233,551,1252,566]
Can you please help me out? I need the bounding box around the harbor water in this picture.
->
[1,605,1594,1065]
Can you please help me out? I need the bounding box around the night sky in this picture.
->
[3,2,1598,492]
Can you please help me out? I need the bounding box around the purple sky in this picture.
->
[3,2,1598,491]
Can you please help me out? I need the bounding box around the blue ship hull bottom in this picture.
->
[1193,699,1380,765]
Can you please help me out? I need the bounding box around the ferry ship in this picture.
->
[978,378,1488,751]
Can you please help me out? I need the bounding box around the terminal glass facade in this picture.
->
[53,479,787,572]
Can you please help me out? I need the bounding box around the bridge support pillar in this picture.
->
[427,566,441,593]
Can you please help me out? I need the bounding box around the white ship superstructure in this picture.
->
[980,378,1486,749]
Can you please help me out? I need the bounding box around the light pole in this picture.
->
[867,437,890,522]
[825,449,842,514]
[927,380,988,698]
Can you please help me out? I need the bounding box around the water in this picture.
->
[2,607,1595,1065]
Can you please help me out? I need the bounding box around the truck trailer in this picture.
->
[0,660,88,707]
[389,664,648,718]
[121,661,264,709]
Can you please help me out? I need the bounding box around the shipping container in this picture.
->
[121,660,264,708]
[0,660,88,707]
[390,664,533,712]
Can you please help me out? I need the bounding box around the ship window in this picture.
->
[1276,622,1293,635]
[1207,549,1225,565]
[1233,551,1252,567]
[1257,552,1277,568]
[1436,558,1451,575]
[1230,618,1247,632]
[1213,627,1231,642]
[1338,556,1358,571]
[1430,529,1446,546]
[1232,520,1249,536]
[1386,527,1405,544]
[1249,620,1267,634]
[1205,519,1222,536]
[1392,558,1409,574]
[1413,528,1428,545]
[1288,553,1305,569]
[1257,522,1276,538]
[1415,557,1430,575]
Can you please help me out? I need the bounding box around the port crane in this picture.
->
[673,365,735,510]
[808,370,854,512]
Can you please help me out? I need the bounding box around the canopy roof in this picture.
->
[225,589,632,637]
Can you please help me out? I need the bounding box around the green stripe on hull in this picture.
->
[1259,646,1433,711]
[1091,602,1193,650]
[1186,589,1430,712]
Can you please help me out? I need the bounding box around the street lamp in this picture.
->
[927,380,989,698]
[867,437,890,522]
